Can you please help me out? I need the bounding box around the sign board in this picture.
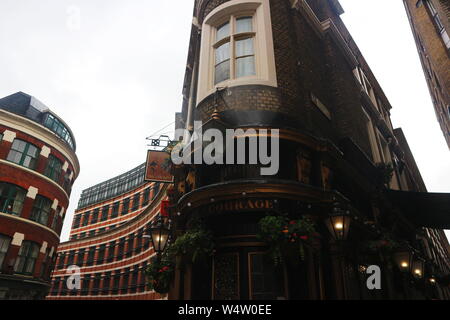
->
[145,150,174,183]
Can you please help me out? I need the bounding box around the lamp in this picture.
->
[147,215,171,256]
[393,248,412,273]
[325,207,351,241]
[411,258,425,279]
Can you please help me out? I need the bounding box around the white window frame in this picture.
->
[197,0,277,105]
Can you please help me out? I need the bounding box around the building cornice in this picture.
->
[0,212,60,239]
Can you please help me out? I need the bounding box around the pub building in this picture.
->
[163,0,450,300]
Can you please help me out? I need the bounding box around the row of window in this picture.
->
[77,164,146,209]
[50,263,149,297]
[0,234,53,279]
[58,228,151,270]
[71,183,160,232]
[0,182,62,229]
[43,114,75,150]
[0,133,73,193]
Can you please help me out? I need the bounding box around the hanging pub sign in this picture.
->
[145,150,174,183]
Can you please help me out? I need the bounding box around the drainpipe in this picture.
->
[184,18,201,143]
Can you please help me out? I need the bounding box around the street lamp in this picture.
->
[325,209,351,241]
[393,248,413,273]
[145,215,171,257]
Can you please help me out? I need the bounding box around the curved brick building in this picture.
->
[47,164,167,300]
[0,92,79,299]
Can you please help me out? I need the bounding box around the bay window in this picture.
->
[197,0,277,103]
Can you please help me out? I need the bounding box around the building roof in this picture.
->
[77,163,148,210]
[0,92,76,151]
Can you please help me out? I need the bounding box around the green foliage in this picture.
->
[145,255,175,294]
[257,215,316,265]
[168,227,215,263]
[364,233,401,253]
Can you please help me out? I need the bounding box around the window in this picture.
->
[132,193,140,211]
[73,214,81,229]
[97,245,106,265]
[121,198,130,215]
[57,252,66,269]
[91,209,99,224]
[117,238,125,260]
[44,155,63,183]
[142,188,150,206]
[77,249,85,267]
[81,274,91,296]
[51,207,61,230]
[197,0,277,102]
[103,272,111,295]
[43,113,75,149]
[82,211,90,226]
[14,241,40,274]
[425,0,450,48]
[86,247,95,266]
[111,202,119,218]
[7,139,40,169]
[92,275,101,296]
[30,195,52,226]
[214,16,256,85]
[107,241,116,263]
[121,268,130,294]
[63,168,72,193]
[0,182,26,216]
[101,205,109,221]
[0,235,11,268]
[66,250,75,266]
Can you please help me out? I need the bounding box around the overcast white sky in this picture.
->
[0,0,448,242]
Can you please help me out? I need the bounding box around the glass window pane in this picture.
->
[236,38,254,57]
[215,61,230,84]
[236,56,256,78]
[236,17,252,33]
[215,42,230,64]
[216,22,230,42]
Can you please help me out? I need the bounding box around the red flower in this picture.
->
[289,221,296,225]
[300,236,308,241]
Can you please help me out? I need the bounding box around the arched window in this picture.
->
[0,182,26,216]
[14,241,40,275]
[6,139,40,169]
[30,195,52,226]
[0,234,11,268]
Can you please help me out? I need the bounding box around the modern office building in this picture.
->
[47,164,168,300]
[403,0,450,148]
[0,92,79,299]
[167,0,450,300]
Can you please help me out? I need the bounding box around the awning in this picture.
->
[386,190,450,229]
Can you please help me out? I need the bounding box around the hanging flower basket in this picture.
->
[145,258,175,294]
[257,215,316,265]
